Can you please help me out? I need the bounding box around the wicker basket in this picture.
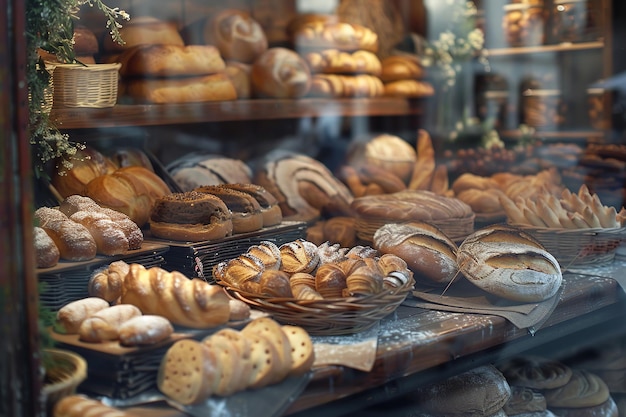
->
[52,63,121,108]
[218,277,415,335]
[42,348,87,413]
[514,224,626,267]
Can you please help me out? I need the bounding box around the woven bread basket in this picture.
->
[513,224,626,267]
[52,63,121,108]
[43,348,87,413]
[217,277,414,335]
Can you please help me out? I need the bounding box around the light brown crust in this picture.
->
[499,356,573,390]
[383,79,435,98]
[251,47,311,98]
[380,55,425,82]
[124,73,237,104]
[102,16,184,53]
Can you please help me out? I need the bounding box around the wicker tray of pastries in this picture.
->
[500,184,626,266]
[213,239,415,335]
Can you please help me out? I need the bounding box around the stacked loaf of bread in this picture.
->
[102,16,237,104]
[34,195,144,267]
[288,15,383,98]
[213,239,413,300]
[380,54,434,98]
[157,317,314,404]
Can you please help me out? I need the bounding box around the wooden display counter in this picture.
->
[123,271,626,417]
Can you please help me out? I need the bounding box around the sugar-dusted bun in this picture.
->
[149,191,233,242]
[102,16,184,53]
[123,73,238,104]
[373,222,458,286]
[413,365,512,417]
[118,315,174,347]
[457,224,562,303]
[194,185,263,234]
[34,207,97,261]
[499,356,573,390]
[34,226,60,268]
[118,44,226,78]
[69,211,129,256]
[380,54,426,82]
[220,183,283,227]
[56,297,110,334]
[251,47,311,98]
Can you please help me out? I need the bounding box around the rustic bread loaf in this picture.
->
[102,16,184,53]
[194,185,264,234]
[167,154,253,192]
[251,47,311,98]
[457,225,562,303]
[78,304,142,342]
[123,73,238,104]
[118,315,174,346]
[53,394,134,417]
[34,207,97,261]
[34,226,60,268]
[88,260,130,303]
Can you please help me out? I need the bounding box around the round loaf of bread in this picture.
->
[380,55,425,82]
[206,9,268,64]
[373,222,458,286]
[413,365,512,417]
[347,134,417,183]
[543,370,610,408]
[499,356,573,390]
[73,26,99,55]
[102,16,184,53]
[503,386,547,415]
[457,224,562,303]
[149,191,233,242]
[251,47,311,98]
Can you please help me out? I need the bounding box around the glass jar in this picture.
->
[503,3,546,47]
[587,87,610,130]
[551,0,588,43]
[522,89,567,129]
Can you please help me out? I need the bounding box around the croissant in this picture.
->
[121,264,231,328]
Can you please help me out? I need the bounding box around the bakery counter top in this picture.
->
[124,271,626,417]
[50,97,425,130]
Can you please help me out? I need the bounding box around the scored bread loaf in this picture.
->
[34,207,97,262]
[251,47,312,98]
[78,304,142,343]
[457,224,562,303]
[121,264,231,328]
[373,222,458,286]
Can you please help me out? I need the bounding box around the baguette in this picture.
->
[408,129,435,190]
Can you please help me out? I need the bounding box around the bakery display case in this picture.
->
[3,0,626,416]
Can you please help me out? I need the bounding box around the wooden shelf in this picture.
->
[49,98,426,130]
[500,129,605,140]
[487,41,604,57]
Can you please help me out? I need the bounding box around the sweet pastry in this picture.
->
[194,185,264,233]
[290,272,324,300]
[34,226,60,268]
[457,224,562,303]
[292,21,379,53]
[212,252,266,290]
[220,183,283,227]
[499,356,573,390]
[373,222,458,286]
[121,264,231,328]
[149,191,233,242]
[251,47,311,98]
[258,269,293,298]
[412,365,512,417]
[279,239,320,274]
[254,150,355,222]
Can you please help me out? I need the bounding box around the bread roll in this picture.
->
[246,241,282,270]
[251,47,311,98]
[34,226,60,268]
[72,26,99,55]
[102,16,184,53]
[293,21,379,53]
[56,297,110,334]
[78,304,142,342]
[121,264,231,329]
[503,386,547,415]
[53,394,134,417]
[457,225,562,303]
[118,315,174,346]
[373,222,458,286]
[281,325,315,377]
[88,260,130,303]
[224,61,252,99]
[380,55,425,82]
[123,73,238,104]
[149,191,233,242]
[34,207,97,261]
[413,365,512,417]
[279,239,320,274]
[69,211,129,256]
[543,370,610,408]
[51,147,117,198]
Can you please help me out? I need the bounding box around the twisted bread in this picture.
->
[121,264,231,328]
[88,260,130,302]
[307,74,384,98]
[69,211,129,256]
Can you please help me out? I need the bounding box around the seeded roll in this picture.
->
[194,185,264,233]
[149,191,233,242]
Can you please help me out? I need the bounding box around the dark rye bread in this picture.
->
[149,191,233,241]
[220,183,283,227]
[194,185,264,233]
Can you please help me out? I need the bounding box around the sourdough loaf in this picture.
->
[251,47,311,98]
